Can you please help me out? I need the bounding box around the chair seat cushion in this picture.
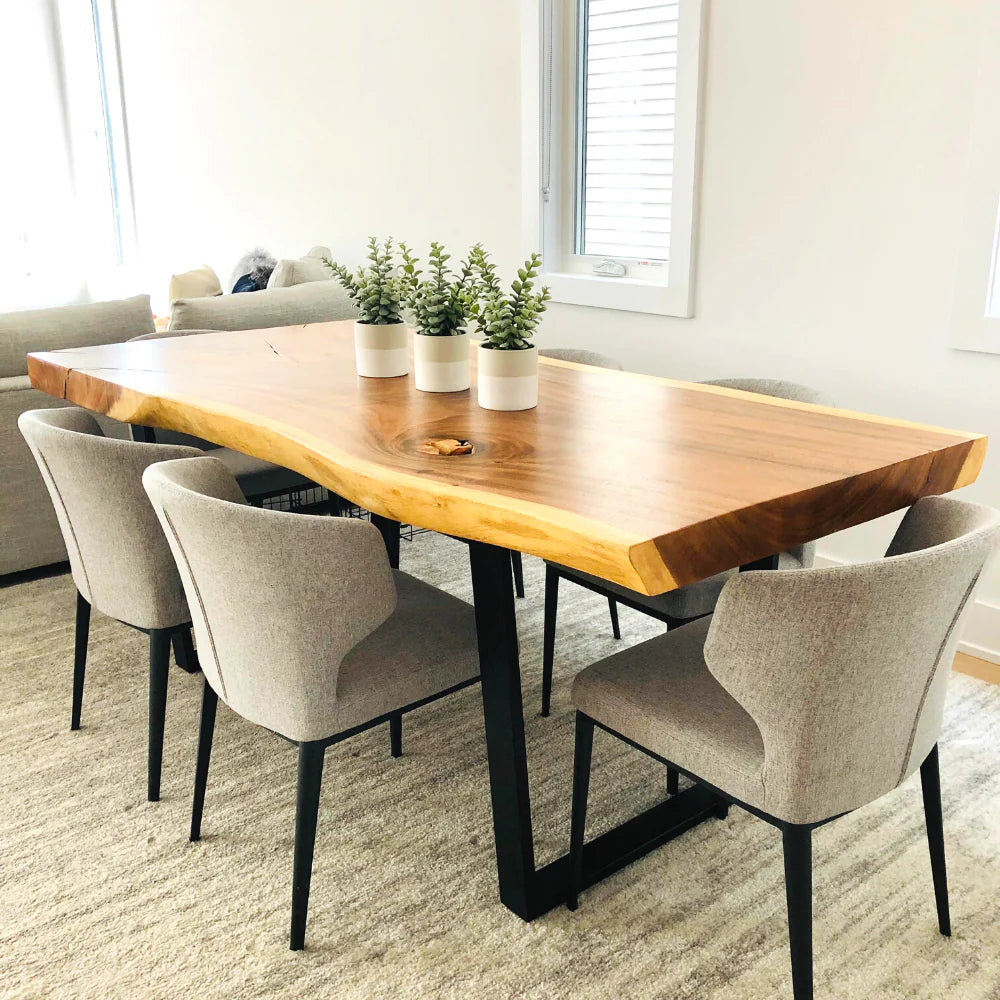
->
[207,447,313,498]
[550,548,807,622]
[332,571,480,734]
[571,616,766,806]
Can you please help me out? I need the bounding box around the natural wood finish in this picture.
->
[953,651,1000,685]
[27,321,987,595]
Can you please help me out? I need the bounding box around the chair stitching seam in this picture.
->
[897,567,982,785]
[36,448,94,602]
[161,506,230,703]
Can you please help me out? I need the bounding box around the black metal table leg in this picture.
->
[130,424,157,444]
[469,539,722,921]
[71,591,91,731]
[469,541,536,917]
[372,513,401,569]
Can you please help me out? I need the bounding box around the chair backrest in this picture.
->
[539,348,624,371]
[700,377,834,408]
[142,457,397,742]
[0,295,155,378]
[704,495,1000,824]
[701,377,835,568]
[17,408,203,630]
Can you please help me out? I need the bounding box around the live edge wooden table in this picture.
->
[28,320,987,920]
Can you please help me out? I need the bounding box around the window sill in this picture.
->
[543,271,694,318]
[949,315,1000,356]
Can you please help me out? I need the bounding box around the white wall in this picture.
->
[115,0,1000,653]
[114,0,523,310]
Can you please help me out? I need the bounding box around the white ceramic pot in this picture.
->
[477,344,538,411]
[354,321,409,378]
[413,331,471,392]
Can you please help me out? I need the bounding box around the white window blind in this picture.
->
[578,0,678,262]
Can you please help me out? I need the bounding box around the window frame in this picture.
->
[523,0,706,317]
[949,3,1000,355]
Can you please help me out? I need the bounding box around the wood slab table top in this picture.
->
[27,320,987,595]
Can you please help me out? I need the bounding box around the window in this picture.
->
[0,0,135,311]
[986,198,1000,320]
[949,5,1000,353]
[528,0,705,316]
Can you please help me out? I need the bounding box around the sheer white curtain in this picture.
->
[0,0,127,311]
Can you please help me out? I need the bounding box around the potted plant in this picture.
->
[324,237,408,378]
[400,242,474,392]
[470,248,551,411]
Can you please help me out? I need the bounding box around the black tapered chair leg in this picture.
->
[389,712,403,758]
[567,711,595,911]
[608,597,621,639]
[541,565,559,717]
[290,741,325,951]
[71,591,91,731]
[147,629,172,802]
[666,766,679,795]
[920,743,951,936]
[782,825,814,1000]
[190,678,218,841]
[172,628,200,674]
[511,551,525,599]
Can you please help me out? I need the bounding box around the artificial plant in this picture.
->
[324,236,405,325]
[399,242,474,336]
[469,247,551,350]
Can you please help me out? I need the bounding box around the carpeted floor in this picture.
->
[2,531,999,1000]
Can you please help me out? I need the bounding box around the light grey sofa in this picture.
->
[0,296,152,575]
[2,283,359,576]
[168,279,356,331]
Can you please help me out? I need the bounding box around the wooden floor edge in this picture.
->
[953,651,1000,686]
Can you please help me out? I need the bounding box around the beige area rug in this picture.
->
[2,531,999,1000]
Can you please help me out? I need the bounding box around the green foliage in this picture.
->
[468,248,551,351]
[399,242,474,337]
[323,236,405,325]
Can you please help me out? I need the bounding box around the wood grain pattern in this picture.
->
[27,321,987,595]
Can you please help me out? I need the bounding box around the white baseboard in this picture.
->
[812,553,1000,664]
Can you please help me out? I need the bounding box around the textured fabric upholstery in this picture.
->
[168,281,357,331]
[266,256,332,289]
[168,265,222,303]
[553,549,806,622]
[17,408,202,629]
[539,348,624,371]
[1,381,132,575]
[548,377,829,616]
[700,378,835,408]
[574,495,1000,826]
[332,571,481,733]
[142,457,480,743]
[572,617,766,803]
[0,297,153,575]
[0,294,154,378]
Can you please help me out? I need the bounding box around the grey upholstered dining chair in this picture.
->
[17,407,204,801]
[566,495,1000,1000]
[538,347,624,371]
[540,377,835,723]
[142,456,481,951]
[128,328,338,511]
